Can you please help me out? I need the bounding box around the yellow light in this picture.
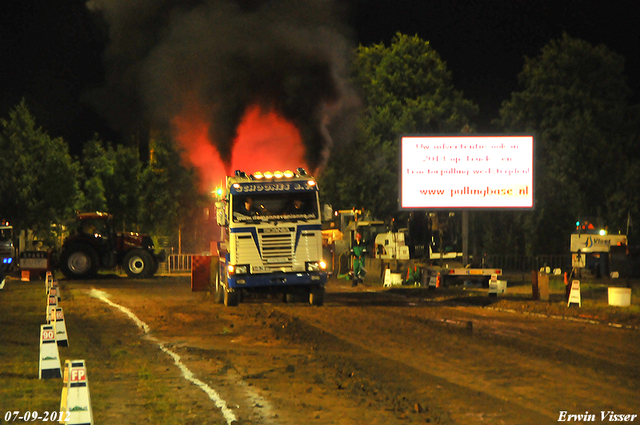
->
[253,172,264,179]
[227,264,235,274]
[264,171,274,179]
[284,170,294,178]
[233,183,240,189]
[307,180,316,186]
[599,229,607,236]
[274,170,283,178]
[319,260,327,270]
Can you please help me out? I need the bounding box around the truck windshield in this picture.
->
[232,192,319,223]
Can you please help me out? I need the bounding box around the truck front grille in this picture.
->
[260,233,293,270]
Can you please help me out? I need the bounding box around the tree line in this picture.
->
[0,102,208,252]
[1,33,638,256]
[321,33,640,256]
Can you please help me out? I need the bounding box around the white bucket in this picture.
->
[608,287,632,307]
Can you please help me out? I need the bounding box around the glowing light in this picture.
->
[171,99,309,192]
[230,105,307,175]
[171,101,227,192]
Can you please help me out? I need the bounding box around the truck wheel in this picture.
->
[224,288,239,307]
[309,285,325,306]
[60,245,99,279]
[214,269,224,304]
[123,250,154,278]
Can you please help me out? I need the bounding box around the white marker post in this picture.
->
[52,307,69,347]
[54,279,62,301]
[488,274,498,296]
[46,293,58,323]
[567,280,582,307]
[60,360,70,419]
[45,271,54,293]
[39,324,62,379]
[62,360,94,425]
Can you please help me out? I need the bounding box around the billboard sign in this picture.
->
[400,135,534,209]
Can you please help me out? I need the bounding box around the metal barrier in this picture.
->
[165,254,193,273]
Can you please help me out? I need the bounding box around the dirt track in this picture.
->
[56,275,640,424]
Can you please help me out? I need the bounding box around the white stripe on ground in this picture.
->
[89,289,238,424]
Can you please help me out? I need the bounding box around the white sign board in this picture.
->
[567,280,582,307]
[570,234,627,253]
[400,135,534,209]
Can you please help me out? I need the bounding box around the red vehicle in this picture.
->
[58,212,165,279]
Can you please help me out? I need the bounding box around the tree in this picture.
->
[321,33,478,220]
[0,100,80,245]
[78,136,109,213]
[78,135,141,231]
[106,143,142,231]
[138,135,210,252]
[495,33,640,254]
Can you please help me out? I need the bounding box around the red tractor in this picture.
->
[58,212,166,279]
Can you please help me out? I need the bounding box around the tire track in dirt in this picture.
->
[269,286,639,424]
[268,305,548,424]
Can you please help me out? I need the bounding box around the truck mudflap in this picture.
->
[228,271,327,289]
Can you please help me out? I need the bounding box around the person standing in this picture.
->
[351,233,367,287]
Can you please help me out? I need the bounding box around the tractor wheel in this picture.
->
[123,250,154,278]
[59,244,99,279]
[150,258,160,276]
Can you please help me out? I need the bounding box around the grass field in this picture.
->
[0,276,218,425]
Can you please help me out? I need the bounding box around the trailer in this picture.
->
[435,266,503,287]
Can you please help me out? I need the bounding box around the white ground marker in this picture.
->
[60,359,94,425]
[52,307,69,347]
[39,324,62,379]
[89,289,238,425]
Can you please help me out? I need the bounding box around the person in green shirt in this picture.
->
[351,233,367,287]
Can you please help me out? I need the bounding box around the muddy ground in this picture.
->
[2,273,639,424]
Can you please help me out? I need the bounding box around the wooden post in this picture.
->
[462,210,469,267]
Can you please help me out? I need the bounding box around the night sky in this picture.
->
[2,1,638,156]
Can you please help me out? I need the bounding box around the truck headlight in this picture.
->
[306,261,327,272]
[228,264,248,275]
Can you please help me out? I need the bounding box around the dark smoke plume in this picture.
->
[85,0,359,172]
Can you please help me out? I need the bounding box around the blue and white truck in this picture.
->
[213,168,327,306]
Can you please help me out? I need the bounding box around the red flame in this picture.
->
[231,105,306,175]
[171,108,227,191]
[172,102,307,192]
